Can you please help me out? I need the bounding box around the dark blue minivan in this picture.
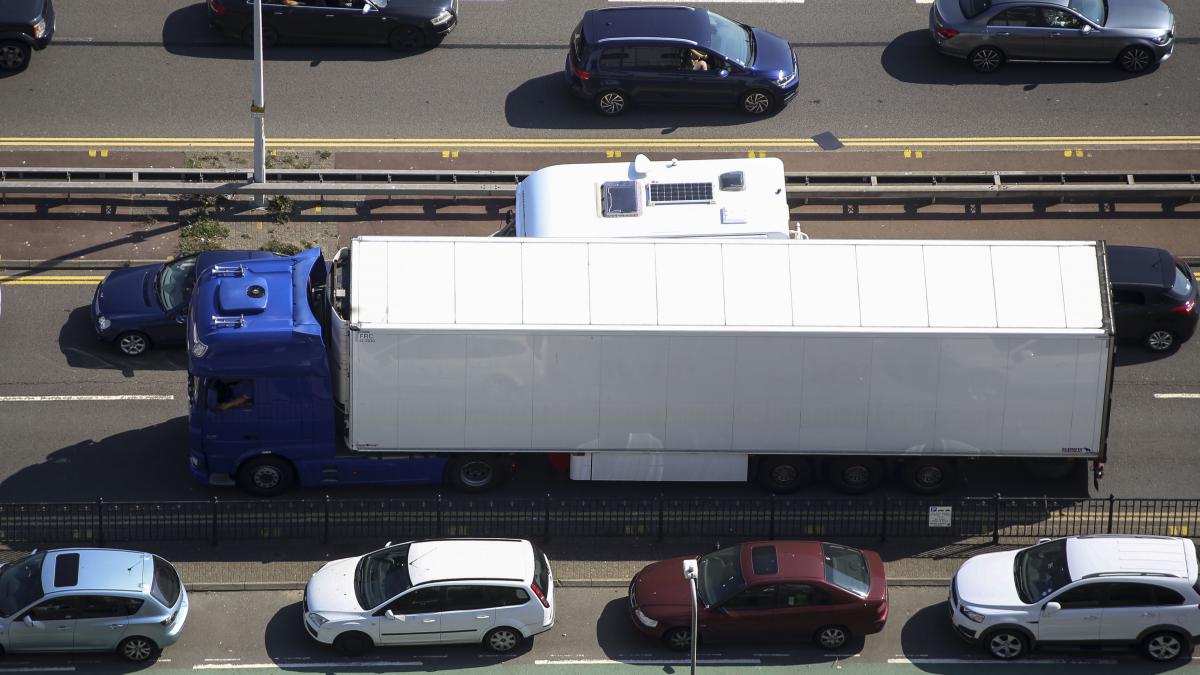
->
[564,6,798,116]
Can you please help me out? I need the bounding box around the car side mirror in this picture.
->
[23,615,39,627]
[718,69,729,78]
[384,610,399,620]
[1037,538,1051,544]
[1043,601,1062,614]
[1080,24,1092,33]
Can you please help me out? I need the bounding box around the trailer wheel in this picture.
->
[756,457,812,493]
[900,458,957,495]
[448,456,508,493]
[237,455,296,497]
[827,457,884,494]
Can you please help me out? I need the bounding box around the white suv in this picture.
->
[303,538,554,656]
[950,535,1200,662]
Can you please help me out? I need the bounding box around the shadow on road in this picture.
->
[58,305,188,374]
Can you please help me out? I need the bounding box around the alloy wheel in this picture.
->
[742,92,771,114]
[597,92,625,115]
[1146,633,1183,661]
[0,45,26,70]
[971,48,1001,73]
[1147,330,1174,351]
[817,626,848,649]
[119,333,149,356]
[988,632,1023,659]
[122,637,154,662]
[665,627,691,650]
[1120,47,1151,73]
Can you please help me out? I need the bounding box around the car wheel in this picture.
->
[1145,329,1176,352]
[1142,630,1189,662]
[983,628,1028,660]
[814,625,851,650]
[118,636,159,663]
[1118,45,1153,73]
[827,457,885,495]
[237,455,296,497]
[739,89,774,116]
[0,40,31,72]
[901,458,957,495]
[662,626,691,652]
[757,456,813,493]
[116,331,151,357]
[388,26,425,52]
[333,631,373,657]
[241,25,279,48]
[594,90,628,116]
[969,46,1004,73]
[483,627,524,653]
[447,456,507,493]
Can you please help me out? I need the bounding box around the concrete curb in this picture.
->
[0,259,164,270]
[187,578,950,592]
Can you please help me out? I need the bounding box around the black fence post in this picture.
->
[210,496,219,547]
[656,494,665,542]
[768,494,776,541]
[1106,494,1115,534]
[992,493,1001,545]
[542,493,551,544]
[96,498,105,548]
[322,494,331,545]
[436,494,444,538]
[880,497,888,543]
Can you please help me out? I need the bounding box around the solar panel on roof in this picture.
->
[647,181,714,205]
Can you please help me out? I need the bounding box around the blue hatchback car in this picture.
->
[91,250,281,356]
[564,6,798,116]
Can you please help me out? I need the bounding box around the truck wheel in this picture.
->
[756,457,812,493]
[238,456,296,497]
[827,457,884,494]
[448,456,507,493]
[901,459,956,495]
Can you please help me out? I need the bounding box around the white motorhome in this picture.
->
[512,154,792,239]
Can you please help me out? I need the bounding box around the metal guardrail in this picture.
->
[0,494,1195,548]
[1,167,1198,201]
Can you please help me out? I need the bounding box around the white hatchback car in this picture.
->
[303,538,554,656]
[950,535,1200,662]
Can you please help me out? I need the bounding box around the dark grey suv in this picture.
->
[930,0,1175,73]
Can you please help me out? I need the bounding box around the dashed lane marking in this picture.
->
[1154,393,1200,399]
[888,657,1119,665]
[0,395,176,402]
[534,658,761,665]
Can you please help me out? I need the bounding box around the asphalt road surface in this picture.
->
[2,279,1199,503]
[0,587,1193,674]
[0,0,1197,141]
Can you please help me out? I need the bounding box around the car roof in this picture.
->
[1108,244,1174,289]
[583,6,710,47]
[42,548,148,595]
[740,541,826,583]
[406,539,534,586]
[1067,536,1197,582]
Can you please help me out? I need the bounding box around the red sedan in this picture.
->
[628,541,888,651]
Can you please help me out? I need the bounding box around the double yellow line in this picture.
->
[0,275,107,285]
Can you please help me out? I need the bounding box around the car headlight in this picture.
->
[430,9,453,26]
[307,612,329,628]
[191,340,209,358]
[959,605,986,623]
[96,315,112,332]
[1153,32,1171,45]
[773,70,797,88]
[33,17,46,38]
[634,608,658,628]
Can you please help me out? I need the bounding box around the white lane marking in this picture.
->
[611,0,803,3]
[535,658,761,665]
[193,662,422,670]
[1154,393,1200,399]
[0,395,175,402]
[202,658,242,662]
[915,0,934,4]
[888,657,1119,665]
[0,669,76,673]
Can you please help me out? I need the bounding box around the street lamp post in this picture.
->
[681,559,699,675]
[250,0,267,207]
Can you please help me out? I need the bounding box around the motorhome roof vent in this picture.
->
[600,180,641,217]
[718,171,745,191]
[647,181,714,205]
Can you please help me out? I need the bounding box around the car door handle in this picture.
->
[1083,615,1100,620]
[108,623,127,629]
[422,619,437,623]
[1049,32,1063,37]
[57,625,71,630]
[997,32,1011,37]
[476,615,491,620]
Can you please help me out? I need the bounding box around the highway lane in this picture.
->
[0,1,1196,142]
[0,587,1192,674]
[2,279,1200,503]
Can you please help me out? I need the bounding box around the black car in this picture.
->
[564,5,799,116]
[207,0,457,52]
[0,0,54,72]
[1108,245,1198,352]
[91,250,282,357]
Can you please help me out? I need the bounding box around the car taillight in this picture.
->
[531,582,550,608]
[209,0,225,17]
[1171,298,1195,314]
[572,64,591,81]
[936,27,958,39]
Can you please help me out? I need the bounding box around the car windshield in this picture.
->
[354,543,412,610]
[0,552,46,617]
[698,546,745,607]
[156,257,199,312]
[1169,263,1193,300]
[958,0,992,19]
[1014,539,1072,603]
[707,11,752,67]
[1068,0,1106,25]
[823,544,871,597]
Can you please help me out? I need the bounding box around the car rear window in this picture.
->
[822,544,871,597]
[151,556,181,608]
[1169,263,1193,300]
[958,0,992,18]
[532,544,551,594]
[571,20,589,62]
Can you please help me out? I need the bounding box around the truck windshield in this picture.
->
[0,551,46,617]
[1014,539,1071,603]
[698,546,745,607]
[355,543,412,610]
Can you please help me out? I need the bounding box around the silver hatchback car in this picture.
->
[0,548,188,662]
[930,0,1175,73]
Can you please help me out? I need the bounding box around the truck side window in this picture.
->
[209,379,254,412]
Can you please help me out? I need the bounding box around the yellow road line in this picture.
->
[0,280,102,285]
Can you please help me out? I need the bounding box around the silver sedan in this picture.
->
[930,0,1175,73]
